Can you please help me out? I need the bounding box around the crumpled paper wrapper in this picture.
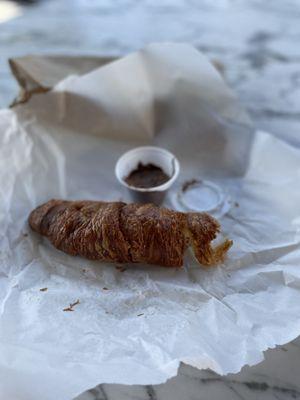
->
[1,43,300,400]
[9,55,116,106]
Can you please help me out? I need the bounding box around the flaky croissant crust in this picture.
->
[29,200,232,267]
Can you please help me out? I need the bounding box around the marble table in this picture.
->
[1,1,300,399]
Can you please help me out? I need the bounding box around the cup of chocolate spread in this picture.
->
[115,146,180,204]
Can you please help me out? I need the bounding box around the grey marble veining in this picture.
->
[75,343,300,400]
[1,1,300,399]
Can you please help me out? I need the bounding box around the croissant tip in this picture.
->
[28,199,62,233]
[208,238,233,266]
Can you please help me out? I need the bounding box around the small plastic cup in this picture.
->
[115,146,180,205]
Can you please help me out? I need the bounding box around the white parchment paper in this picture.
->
[1,43,300,400]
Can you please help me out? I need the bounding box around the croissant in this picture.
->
[29,200,232,267]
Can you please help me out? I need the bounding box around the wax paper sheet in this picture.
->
[1,43,300,400]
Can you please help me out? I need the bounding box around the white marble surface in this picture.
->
[1,1,300,399]
[76,343,300,400]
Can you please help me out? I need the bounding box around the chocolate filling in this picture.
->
[125,163,170,189]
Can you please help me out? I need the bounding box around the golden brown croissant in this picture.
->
[29,200,232,267]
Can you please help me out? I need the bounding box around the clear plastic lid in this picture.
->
[172,179,231,218]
